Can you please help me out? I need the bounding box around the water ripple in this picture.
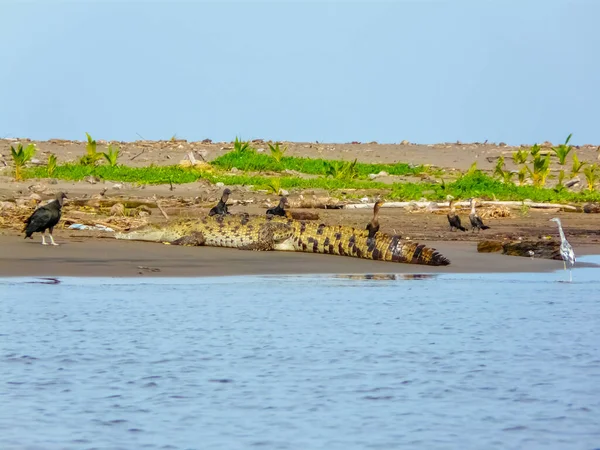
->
[1,264,600,449]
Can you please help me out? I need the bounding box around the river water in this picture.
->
[1,258,599,450]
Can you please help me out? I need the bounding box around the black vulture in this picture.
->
[208,188,231,216]
[23,192,68,245]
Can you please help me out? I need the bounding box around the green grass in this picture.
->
[22,163,388,191]
[24,164,203,185]
[211,149,427,178]
[388,171,600,202]
[20,163,600,203]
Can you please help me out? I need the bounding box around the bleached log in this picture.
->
[344,201,433,209]
[478,201,578,211]
[286,199,343,209]
[344,200,579,211]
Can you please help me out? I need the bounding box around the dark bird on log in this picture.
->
[23,192,68,245]
[266,196,288,217]
[208,188,231,216]
[366,199,385,238]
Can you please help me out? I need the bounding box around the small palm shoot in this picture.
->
[527,152,551,187]
[103,143,121,167]
[265,177,282,195]
[556,170,566,190]
[466,161,478,176]
[10,143,36,181]
[552,134,574,188]
[341,158,358,180]
[80,132,103,166]
[233,137,253,154]
[570,152,586,178]
[517,166,528,186]
[493,157,504,180]
[583,163,599,192]
[47,154,57,177]
[552,133,573,165]
[324,161,343,179]
[512,149,529,165]
[325,159,358,180]
[324,159,357,180]
[268,142,288,163]
[529,143,542,158]
[494,156,515,184]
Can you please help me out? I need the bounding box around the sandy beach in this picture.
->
[1,232,599,278]
[1,139,599,278]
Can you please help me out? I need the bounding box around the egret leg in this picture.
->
[569,269,572,283]
[41,234,48,245]
[563,260,566,271]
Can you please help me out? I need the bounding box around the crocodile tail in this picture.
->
[384,239,450,266]
[403,242,450,266]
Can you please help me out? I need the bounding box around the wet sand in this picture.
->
[1,234,598,278]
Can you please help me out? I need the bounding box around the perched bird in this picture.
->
[366,199,385,238]
[23,192,68,246]
[266,196,288,217]
[208,188,231,216]
[469,198,490,232]
[550,217,576,282]
[447,198,467,232]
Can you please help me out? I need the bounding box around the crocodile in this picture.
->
[114,214,451,266]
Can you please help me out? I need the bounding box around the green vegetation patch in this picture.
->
[389,172,600,202]
[21,163,600,203]
[22,163,388,191]
[211,148,426,178]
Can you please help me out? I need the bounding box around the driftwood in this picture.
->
[155,201,169,220]
[110,203,126,216]
[153,195,169,220]
[344,201,579,211]
[477,240,561,260]
[287,211,320,221]
[68,198,158,209]
[287,199,344,209]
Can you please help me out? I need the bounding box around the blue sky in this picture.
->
[1,1,598,145]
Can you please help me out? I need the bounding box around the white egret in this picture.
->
[550,217,576,282]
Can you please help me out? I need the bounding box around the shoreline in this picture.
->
[2,138,599,279]
[1,235,598,278]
